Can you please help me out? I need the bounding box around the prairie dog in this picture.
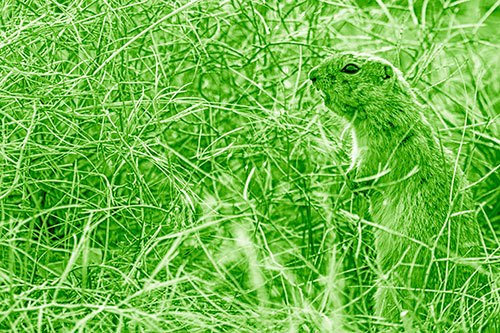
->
[310,51,492,329]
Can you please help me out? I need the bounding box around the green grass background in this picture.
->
[1,0,499,331]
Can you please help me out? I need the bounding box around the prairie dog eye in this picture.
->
[341,64,360,74]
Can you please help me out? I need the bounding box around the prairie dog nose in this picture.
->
[309,67,319,82]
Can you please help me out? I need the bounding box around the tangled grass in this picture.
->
[1,0,499,331]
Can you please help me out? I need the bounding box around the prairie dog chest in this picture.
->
[348,127,368,173]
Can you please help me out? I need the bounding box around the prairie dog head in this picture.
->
[309,52,414,121]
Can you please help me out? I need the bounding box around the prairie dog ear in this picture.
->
[382,64,393,80]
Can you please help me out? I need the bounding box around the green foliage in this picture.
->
[0,0,499,331]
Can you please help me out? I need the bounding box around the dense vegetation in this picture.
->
[1,0,499,331]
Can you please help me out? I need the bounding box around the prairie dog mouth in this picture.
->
[310,80,332,104]
[311,83,326,97]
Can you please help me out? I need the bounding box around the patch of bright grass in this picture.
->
[1,0,499,331]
